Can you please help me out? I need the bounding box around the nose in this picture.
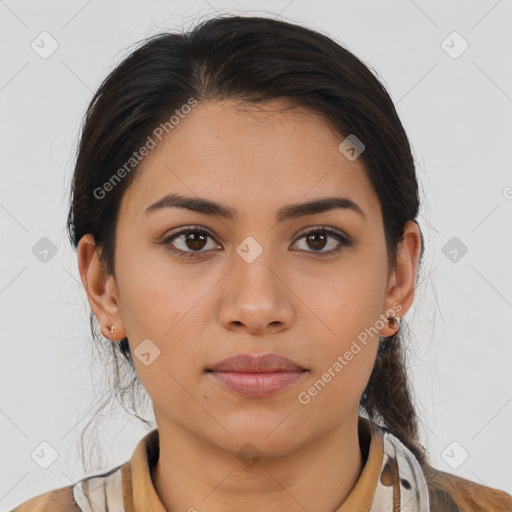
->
[217,251,294,335]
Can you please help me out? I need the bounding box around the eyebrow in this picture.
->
[143,193,366,222]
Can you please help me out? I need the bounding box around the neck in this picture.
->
[151,411,366,512]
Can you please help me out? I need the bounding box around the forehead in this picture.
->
[119,99,380,225]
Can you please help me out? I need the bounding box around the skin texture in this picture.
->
[78,98,422,512]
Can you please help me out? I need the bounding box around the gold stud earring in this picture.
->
[387,315,401,330]
[109,325,115,334]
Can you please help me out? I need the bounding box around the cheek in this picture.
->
[298,257,386,402]
[307,257,388,343]
[116,263,207,411]
[297,294,380,419]
[114,249,212,379]
[114,244,197,338]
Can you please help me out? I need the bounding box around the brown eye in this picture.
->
[162,228,221,257]
[182,231,208,251]
[305,232,329,251]
[161,226,352,259]
[293,228,351,255]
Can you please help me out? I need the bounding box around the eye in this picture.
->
[292,227,352,255]
[161,227,221,257]
[161,225,352,258]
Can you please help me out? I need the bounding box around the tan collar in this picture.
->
[336,417,384,511]
[120,416,384,512]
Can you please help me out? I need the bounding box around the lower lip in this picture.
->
[208,370,307,398]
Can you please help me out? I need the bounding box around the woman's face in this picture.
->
[80,98,418,456]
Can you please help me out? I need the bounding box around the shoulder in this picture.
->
[10,463,126,512]
[424,464,512,512]
[9,484,80,512]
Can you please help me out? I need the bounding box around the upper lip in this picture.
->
[208,353,307,373]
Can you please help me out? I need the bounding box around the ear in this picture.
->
[77,234,127,341]
[379,220,422,337]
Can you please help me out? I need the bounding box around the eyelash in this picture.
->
[160,225,352,258]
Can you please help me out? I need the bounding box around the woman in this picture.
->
[12,14,512,512]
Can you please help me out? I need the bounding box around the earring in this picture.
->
[387,315,401,331]
[109,325,115,334]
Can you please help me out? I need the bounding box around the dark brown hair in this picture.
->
[67,14,429,473]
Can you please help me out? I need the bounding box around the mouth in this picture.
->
[207,352,307,373]
[206,353,309,398]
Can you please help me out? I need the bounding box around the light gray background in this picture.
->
[1,0,511,508]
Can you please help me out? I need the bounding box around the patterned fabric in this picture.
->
[10,416,512,512]
[367,429,430,511]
